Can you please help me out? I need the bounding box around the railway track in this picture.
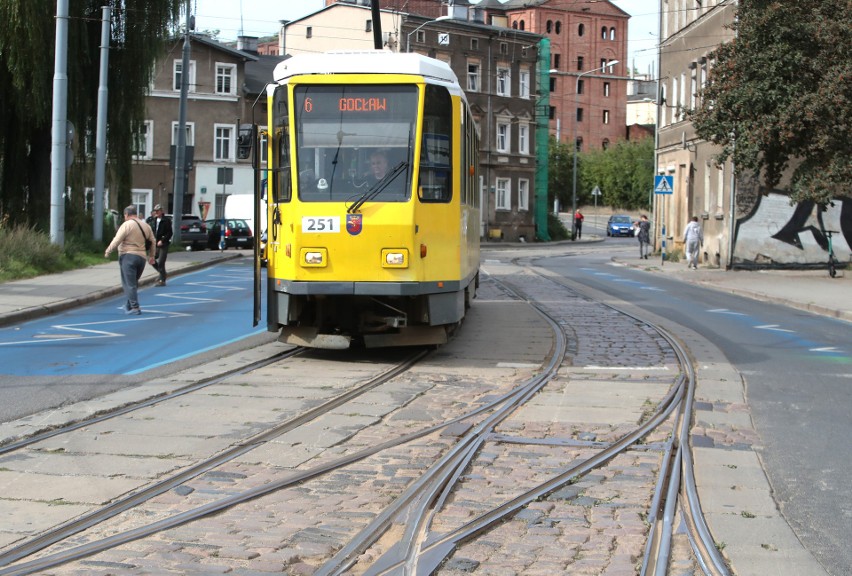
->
[0,266,731,575]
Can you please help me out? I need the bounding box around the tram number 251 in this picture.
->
[302,216,340,233]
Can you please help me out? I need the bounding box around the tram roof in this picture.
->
[273,51,459,86]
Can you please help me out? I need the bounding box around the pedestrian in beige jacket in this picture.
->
[105,205,156,314]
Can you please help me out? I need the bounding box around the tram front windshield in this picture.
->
[293,85,417,203]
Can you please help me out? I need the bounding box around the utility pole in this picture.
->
[172,0,192,245]
[49,0,70,247]
[370,0,383,49]
[93,6,111,241]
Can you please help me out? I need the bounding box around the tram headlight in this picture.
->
[382,249,408,268]
[300,248,327,267]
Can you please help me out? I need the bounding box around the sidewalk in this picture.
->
[0,249,243,328]
[612,252,851,322]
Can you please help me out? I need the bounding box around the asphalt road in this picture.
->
[533,239,851,575]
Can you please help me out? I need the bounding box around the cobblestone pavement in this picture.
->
[4,263,704,575]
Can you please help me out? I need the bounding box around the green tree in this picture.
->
[547,136,573,212]
[578,137,654,210]
[688,0,852,204]
[0,0,183,231]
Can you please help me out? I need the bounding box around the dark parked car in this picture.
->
[204,218,254,250]
[606,215,635,237]
[168,214,208,250]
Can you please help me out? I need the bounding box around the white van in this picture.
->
[224,193,266,237]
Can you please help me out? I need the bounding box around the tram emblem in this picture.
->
[346,214,363,236]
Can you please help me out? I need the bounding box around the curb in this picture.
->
[0,253,242,329]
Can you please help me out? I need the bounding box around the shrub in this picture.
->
[0,223,105,282]
[665,247,682,262]
[547,213,570,241]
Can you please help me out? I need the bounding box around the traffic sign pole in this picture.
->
[653,175,674,266]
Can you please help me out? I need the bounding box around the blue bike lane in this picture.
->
[0,259,266,376]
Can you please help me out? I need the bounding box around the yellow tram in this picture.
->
[253,51,480,349]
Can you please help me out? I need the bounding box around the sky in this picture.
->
[193,0,659,74]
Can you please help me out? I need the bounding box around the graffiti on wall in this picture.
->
[733,191,851,267]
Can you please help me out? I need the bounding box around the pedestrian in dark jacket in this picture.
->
[637,215,651,259]
[146,204,173,286]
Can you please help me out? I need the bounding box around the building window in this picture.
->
[555,21,562,34]
[704,161,712,214]
[577,56,584,70]
[416,30,425,43]
[518,179,530,211]
[496,67,511,97]
[577,108,583,122]
[577,79,584,95]
[500,42,508,55]
[549,106,555,120]
[575,137,583,152]
[603,110,610,124]
[578,23,585,36]
[132,189,152,220]
[132,120,153,160]
[214,124,234,161]
[496,121,510,153]
[690,65,698,110]
[601,26,607,39]
[215,63,236,95]
[173,60,196,92]
[553,54,560,70]
[467,62,480,92]
[471,38,479,50]
[550,77,556,92]
[546,20,553,33]
[365,19,372,32]
[602,138,610,150]
[518,123,529,154]
[306,26,312,38]
[610,27,616,40]
[603,81,611,97]
[519,69,530,98]
[601,58,608,71]
[519,19,525,31]
[171,121,195,146]
[496,178,511,210]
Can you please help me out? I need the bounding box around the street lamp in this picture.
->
[552,60,619,240]
[406,15,451,53]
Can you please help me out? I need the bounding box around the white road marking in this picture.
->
[707,308,748,316]
[754,324,795,333]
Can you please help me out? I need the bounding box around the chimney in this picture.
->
[237,35,259,54]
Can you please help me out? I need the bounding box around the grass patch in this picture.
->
[0,223,107,283]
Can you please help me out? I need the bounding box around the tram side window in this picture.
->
[272,87,291,202]
[418,85,452,203]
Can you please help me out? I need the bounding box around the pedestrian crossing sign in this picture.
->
[654,175,674,195]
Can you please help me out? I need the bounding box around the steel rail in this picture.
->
[1,343,579,576]
[0,349,426,572]
[344,273,686,575]
[540,262,731,575]
[0,347,303,455]
[316,297,568,576]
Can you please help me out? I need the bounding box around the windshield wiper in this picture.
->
[347,161,408,213]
